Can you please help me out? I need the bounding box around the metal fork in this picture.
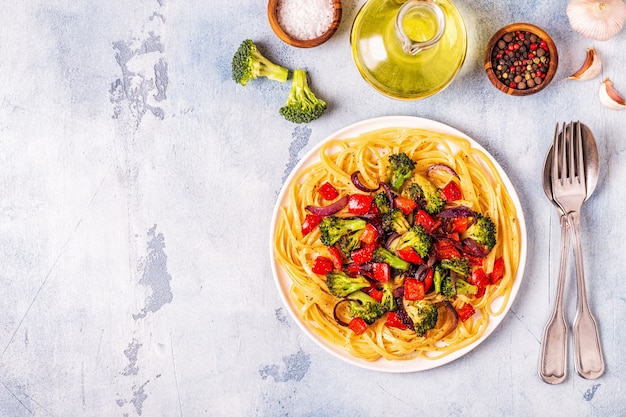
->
[551,121,605,380]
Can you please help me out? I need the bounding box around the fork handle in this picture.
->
[539,214,570,384]
[569,211,605,380]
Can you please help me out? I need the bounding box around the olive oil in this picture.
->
[351,0,467,100]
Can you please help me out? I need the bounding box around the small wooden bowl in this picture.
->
[484,23,558,96]
[267,0,342,48]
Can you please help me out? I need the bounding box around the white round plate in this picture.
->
[269,116,527,373]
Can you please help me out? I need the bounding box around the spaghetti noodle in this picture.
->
[274,127,522,362]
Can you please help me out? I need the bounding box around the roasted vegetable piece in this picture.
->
[386,153,416,191]
[403,299,439,336]
[440,257,470,277]
[402,173,445,214]
[395,225,432,258]
[279,69,327,124]
[462,213,497,250]
[318,216,367,246]
[231,39,289,85]
[326,270,370,298]
[382,208,411,235]
[373,247,411,271]
[347,291,387,325]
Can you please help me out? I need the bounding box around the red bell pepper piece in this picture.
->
[348,317,368,335]
[491,256,505,284]
[423,268,434,293]
[372,262,391,283]
[301,214,322,236]
[415,209,440,233]
[441,181,462,202]
[456,303,475,322]
[404,278,425,301]
[450,217,470,234]
[433,239,461,260]
[327,246,344,270]
[317,181,339,200]
[385,312,408,330]
[397,246,425,265]
[311,256,333,275]
[394,196,418,215]
[469,267,490,289]
[359,223,379,245]
[347,194,373,215]
[366,287,384,302]
[351,243,376,265]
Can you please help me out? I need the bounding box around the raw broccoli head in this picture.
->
[386,153,416,191]
[396,225,432,258]
[402,173,445,214]
[279,69,327,124]
[382,208,411,235]
[440,257,469,277]
[318,216,367,246]
[231,39,289,86]
[373,247,410,271]
[347,291,387,325]
[403,299,438,336]
[326,271,370,298]
[463,214,496,250]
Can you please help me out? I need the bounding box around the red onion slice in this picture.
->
[306,195,349,216]
[437,206,474,218]
[426,163,459,179]
[351,171,379,193]
[440,300,459,338]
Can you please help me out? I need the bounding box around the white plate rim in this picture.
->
[269,115,528,373]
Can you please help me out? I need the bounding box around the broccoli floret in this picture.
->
[318,216,367,246]
[380,283,397,312]
[440,257,470,277]
[396,225,432,258]
[403,299,439,336]
[326,271,370,298]
[337,230,363,258]
[373,191,390,214]
[402,173,445,214]
[347,291,387,325]
[433,264,446,294]
[231,39,289,86]
[462,214,497,251]
[455,278,478,296]
[386,153,416,191]
[279,69,327,124]
[382,208,411,235]
[373,247,410,271]
[441,277,478,299]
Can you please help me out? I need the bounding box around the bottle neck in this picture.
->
[394,0,446,55]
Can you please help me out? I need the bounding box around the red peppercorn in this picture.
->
[528,52,535,59]
[513,43,520,50]
[508,44,514,51]
[509,82,517,88]
[530,43,538,51]
[535,70,542,77]
[539,40,548,49]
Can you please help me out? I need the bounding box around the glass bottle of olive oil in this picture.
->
[351,0,467,100]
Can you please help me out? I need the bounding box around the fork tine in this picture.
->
[552,122,560,184]
[575,121,586,190]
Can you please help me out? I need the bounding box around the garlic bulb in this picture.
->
[567,0,626,41]
[599,78,626,109]
[568,48,602,81]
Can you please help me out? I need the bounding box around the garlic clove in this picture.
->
[568,48,602,81]
[599,78,626,109]
[567,0,626,41]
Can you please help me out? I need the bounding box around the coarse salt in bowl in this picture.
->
[268,0,342,48]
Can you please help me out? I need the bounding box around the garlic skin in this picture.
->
[568,48,602,81]
[599,78,626,109]
[567,0,626,41]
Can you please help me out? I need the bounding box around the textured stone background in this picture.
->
[1,0,625,416]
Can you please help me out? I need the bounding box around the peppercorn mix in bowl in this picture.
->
[268,0,342,48]
[484,23,558,96]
